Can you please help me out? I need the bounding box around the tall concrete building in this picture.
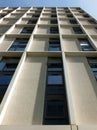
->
[0,7,97,130]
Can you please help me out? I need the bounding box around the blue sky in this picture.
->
[0,0,97,19]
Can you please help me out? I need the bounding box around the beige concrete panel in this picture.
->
[79,20,89,25]
[78,125,97,130]
[39,20,49,24]
[75,15,83,18]
[72,125,77,130]
[36,27,48,34]
[0,126,71,130]
[25,15,32,18]
[0,19,16,24]
[1,57,47,125]
[10,14,22,19]
[10,27,22,34]
[0,38,14,51]
[62,38,80,51]
[59,20,69,24]
[42,15,51,18]
[20,20,28,24]
[60,27,73,34]
[0,27,10,33]
[84,27,97,35]
[29,38,48,51]
[59,16,67,19]
[66,56,97,125]
[92,37,97,46]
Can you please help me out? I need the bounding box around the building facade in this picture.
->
[0,7,97,130]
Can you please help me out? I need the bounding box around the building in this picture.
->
[0,7,97,130]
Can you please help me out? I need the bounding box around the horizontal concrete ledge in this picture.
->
[34,34,59,38]
[40,18,57,20]
[0,126,71,130]
[15,24,35,27]
[37,24,58,27]
[60,24,80,27]
[0,52,23,57]
[59,18,75,20]
[0,24,12,27]
[27,51,62,57]
[62,34,87,38]
[78,125,97,130]
[65,51,97,57]
[83,24,97,27]
[5,34,31,38]
[22,17,38,20]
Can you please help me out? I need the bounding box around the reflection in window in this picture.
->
[78,38,95,51]
[8,38,29,51]
[21,27,34,34]
[48,38,61,51]
[43,57,69,125]
[73,27,84,34]
[87,57,97,80]
[0,57,20,103]
[47,72,63,85]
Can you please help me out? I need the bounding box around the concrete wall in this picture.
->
[0,37,14,51]
[36,27,48,34]
[28,38,49,51]
[66,56,97,125]
[0,26,11,33]
[1,56,47,125]
[84,27,97,35]
[79,20,89,25]
[62,38,80,51]
[59,20,70,24]
[60,27,73,34]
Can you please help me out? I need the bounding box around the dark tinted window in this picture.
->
[27,19,37,24]
[8,38,29,51]
[50,20,57,24]
[87,58,97,80]
[49,27,59,34]
[21,27,34,34]
[43,57,69,125]
[0,57,20,103]
[69,20,77,24]
[88,20,97,24]
[78,38,95,51]
[47,72,63,85]
[73,27,84,34]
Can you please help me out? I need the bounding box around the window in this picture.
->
[0,57,20,103]
[78,38,95,51]
[73,27,84,34]
[32,14,40,17]
[78,11,84,13]
[47,72,63,85]
[27,19,37,24]
[44,99,66,117]
[48,38,61,51]
[43,57,69,125]
[65,11,70,13]
[67,14,73,18]
[51,11,56,14]
[21,27,34,34]
[50,20,57,24]
[46,85,64,95]
[87,57,97,80]
[49,27,59,34]
[83,14,90,18]
[69,20,78,24]
[8,38,29,51]
[88,20,97,24]
[51,14,57,18]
